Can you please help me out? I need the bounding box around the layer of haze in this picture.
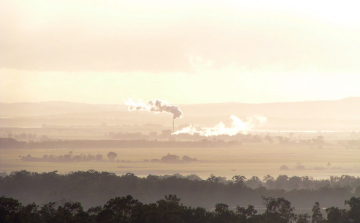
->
[1,0,360,104]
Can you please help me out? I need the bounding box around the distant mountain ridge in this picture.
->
[180,97,360,120]
[1,98,360,130]
[0,101,125,117]
[1,98,360,120]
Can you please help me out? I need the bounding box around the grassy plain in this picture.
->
[1,143,360,180]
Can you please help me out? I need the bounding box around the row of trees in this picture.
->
[20,152,119,162]
[245,175,360,191]
[19,152,198,164]
[146,153,198,163]
[2,137,360,150]
[0,138,239,149]
[3,133,360,146]
[1,195,360,223]
[1,170,360,211]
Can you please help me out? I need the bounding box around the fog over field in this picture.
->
[1,99,360,181]
[1,1,360,222]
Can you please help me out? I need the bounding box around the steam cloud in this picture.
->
[125,98,183,119]
[173,115,267,137]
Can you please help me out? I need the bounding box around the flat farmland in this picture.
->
[1,143,360,179]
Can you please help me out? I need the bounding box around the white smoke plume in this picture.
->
[172,115,267,137]
[125,98,183,119]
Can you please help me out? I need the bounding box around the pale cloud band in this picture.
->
[1,0,360,104]
[1,0,360,73]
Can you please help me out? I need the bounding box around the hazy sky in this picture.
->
[1,0,360,104]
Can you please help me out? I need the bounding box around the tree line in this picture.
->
[1,170,360,211]
[0,138,238,149]
[1,194,360,223]
[20,152,197,164]
[2,136,360,150]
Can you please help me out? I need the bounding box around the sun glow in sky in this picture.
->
[1,0,360,104]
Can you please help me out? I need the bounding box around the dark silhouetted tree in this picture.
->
[101,195,143,223]
[297,213,310,223]
[325,207,347,223]
[262,196,296,223]
[345,197,360,222]
[311,202,323,223]
[236,205,257,222]
[0,196,22,223]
